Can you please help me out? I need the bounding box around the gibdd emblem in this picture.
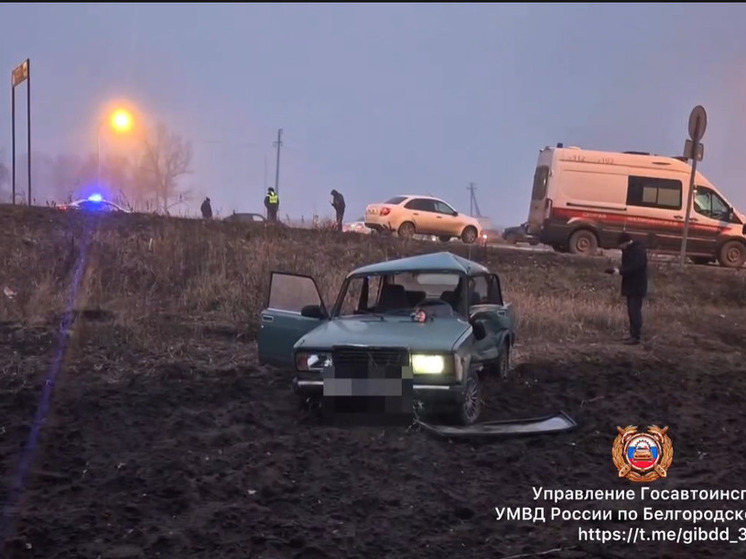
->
[612,425,673,483]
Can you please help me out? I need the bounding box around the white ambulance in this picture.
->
[526,144,746,268]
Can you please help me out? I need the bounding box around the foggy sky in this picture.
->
[1,3,746,225]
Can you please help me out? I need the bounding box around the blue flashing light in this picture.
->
[87,193,103,202]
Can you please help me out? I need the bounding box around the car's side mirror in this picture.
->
[452,211,458,216]
[742,223,746,236]
[470,320,487,341]
[301,305,326,319]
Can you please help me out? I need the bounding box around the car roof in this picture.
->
[72,198,113,204]
[390,194,445,201]
[348,251,490,277]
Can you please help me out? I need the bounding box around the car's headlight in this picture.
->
[411,354,446,375]
[295,351,332,372]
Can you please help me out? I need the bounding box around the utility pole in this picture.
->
[467,182,477,217]
[273,128,283,195]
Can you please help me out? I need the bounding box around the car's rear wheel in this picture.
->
[504,233,518,245]
[568,229,598,255]
[398,221,415,239]
[461,226,478,244]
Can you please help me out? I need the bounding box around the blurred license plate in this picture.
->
[324,378,404,397]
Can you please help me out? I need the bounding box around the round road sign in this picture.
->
[688,105,707,141]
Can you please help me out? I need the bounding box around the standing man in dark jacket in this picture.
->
[330,189,345,231]
[200,197,213,219]
[264,187,279,222]
[605,232,648,345]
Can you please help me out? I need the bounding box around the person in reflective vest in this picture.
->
[264,187,279,221]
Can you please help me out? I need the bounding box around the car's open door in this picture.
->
[257,272,328,368]
[489,273,515,343]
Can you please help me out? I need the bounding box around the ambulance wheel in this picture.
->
[718,241,746,269]
[568,229,598,255]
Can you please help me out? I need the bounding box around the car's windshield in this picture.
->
[335,271,464,318]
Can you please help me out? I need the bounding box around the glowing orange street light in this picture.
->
[110,109,133,133]
[97,108,135,186]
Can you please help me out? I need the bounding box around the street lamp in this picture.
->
[111,109,133,133]
[97,108,133,187]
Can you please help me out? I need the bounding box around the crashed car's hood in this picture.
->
[295,316,471,352]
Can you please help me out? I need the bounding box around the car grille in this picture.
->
[332,347,409,379]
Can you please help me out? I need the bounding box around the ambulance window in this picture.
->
[626,176,682,210]
[694,187,730,220]
[642,187,657,204]
[531,166,549,200]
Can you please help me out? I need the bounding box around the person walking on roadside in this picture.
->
[330,189,345,231]
[604,232,648,345]
[264,187,279,222]
[200,197,213,219]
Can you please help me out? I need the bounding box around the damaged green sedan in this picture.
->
[257,251,516,425]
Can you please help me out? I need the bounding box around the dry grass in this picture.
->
[1,204,745,357]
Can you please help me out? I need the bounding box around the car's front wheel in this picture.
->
[456,369,482,425]
[461,226,478,244]
[718,240,746,268]
[495,342,510,380]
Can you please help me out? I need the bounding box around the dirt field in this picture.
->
[1,205,745,559]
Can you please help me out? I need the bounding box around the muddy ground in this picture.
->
[1,316,745,559]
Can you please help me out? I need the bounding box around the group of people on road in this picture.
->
[200,187,347,231]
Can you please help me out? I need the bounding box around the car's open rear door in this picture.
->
[257,272,327,369]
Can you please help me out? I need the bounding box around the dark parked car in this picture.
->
[223,212,287,226]
[223,212,266,223]
[502,222,539,245]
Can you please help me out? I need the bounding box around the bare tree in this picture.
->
[136,123,193,211]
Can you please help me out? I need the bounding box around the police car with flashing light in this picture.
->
[58,194,130,213]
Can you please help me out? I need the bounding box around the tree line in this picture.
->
[0,122,193,213]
